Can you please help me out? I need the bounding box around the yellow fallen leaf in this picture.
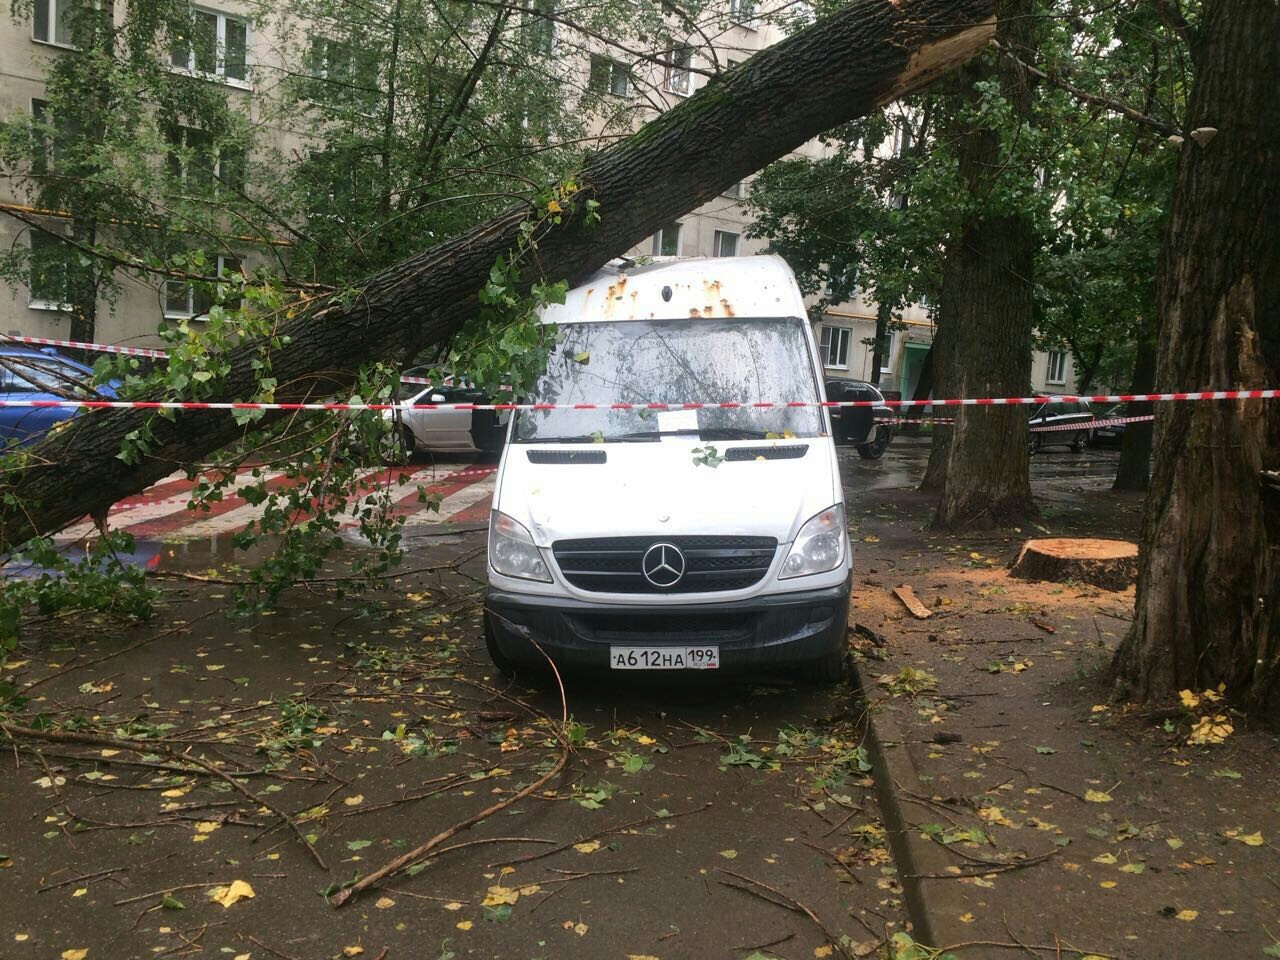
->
[456,920,473,931]
[100,749,119,758]
[573,840,601,854]
[209,880,255,908]
[1099,880,1117,889]
[627,956,660,960]
[1225,829,1263,846]
[816,945,835,957]
[719,849,738,859]
[234,955,250,960]
[958,913,975,924]
[374,896,395,909]
[482,885,519,906]
[1084,789,1112,803]
[573,922,588,936]
[73,887,87,897]
[1176,909,1198,921]
[1090,704,1108,713]
[194,821,220,833]
[1188,715,1233,745]
[1179,689,1200,709]
[977,806,1013,826]
[62,951,88,960]
[443,902,464,911]
[518,884,541,896]
[343,947,365,957]
[205,664,224,671]
[1092,853,1117,864]
[343,795,364,807]
[635,735,656,746]
[15,934,30,942]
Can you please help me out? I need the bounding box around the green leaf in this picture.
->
[346,839,372,851]
[1035,746,1056,754]
[482,903,513,922]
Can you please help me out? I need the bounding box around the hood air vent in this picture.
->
[526,449,607,464]
[724,444,809,461]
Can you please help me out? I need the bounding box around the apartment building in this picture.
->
[0,0,1077,396]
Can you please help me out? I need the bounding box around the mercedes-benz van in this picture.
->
[483,255,851,680]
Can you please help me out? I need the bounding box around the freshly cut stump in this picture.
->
[1010,538,1138,591]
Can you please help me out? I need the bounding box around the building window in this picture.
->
[713,230,739,258]
[819,325,851,369]
[523,0,554,56]
[165,125,245,193]
[588,54,630,97]
[31,99,68,174]
[170,7,249,84]
[664,46,691,95]
[1046,349,1067,385]
[32,0,75,46]
[729,0,756,27]
[721,180,744,199]
[28,232,85,310]
[652,223,681,257]
[165,254,242,319]
[892,119,913,157]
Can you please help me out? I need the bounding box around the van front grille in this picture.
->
[552,535,777,594]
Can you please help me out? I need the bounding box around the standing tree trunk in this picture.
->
[1112,0,1279,720]
[932,0,1037,527]
[868,300,892,386]
[920,242,958,492]
[0,0,998,549]
[1113,319,1156,491]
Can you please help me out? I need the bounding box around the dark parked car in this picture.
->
[0,346,116,446]
[825,377,894,459]
[1088,402,1128,446]
[1027,399,1093,454]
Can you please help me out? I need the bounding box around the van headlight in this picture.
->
[779,504,846,579]
[488,511,551,582]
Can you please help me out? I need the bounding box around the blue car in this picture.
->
[0,346,117,446]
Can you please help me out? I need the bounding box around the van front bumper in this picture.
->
[484,576,852,673]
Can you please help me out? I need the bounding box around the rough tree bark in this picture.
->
[931,0,1037,527]
[0,0,996,550]
[1113,318,1156,491]
[920,221,960,492]
[1112,0,1279,720]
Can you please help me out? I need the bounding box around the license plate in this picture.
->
[609,645,719,670]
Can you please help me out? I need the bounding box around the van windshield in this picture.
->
[514,318,824,443]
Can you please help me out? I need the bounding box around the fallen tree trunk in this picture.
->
[0,0,995,550]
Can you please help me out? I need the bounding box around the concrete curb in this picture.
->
[855,665,999,959]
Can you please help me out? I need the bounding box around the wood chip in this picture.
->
[892,585,932,619]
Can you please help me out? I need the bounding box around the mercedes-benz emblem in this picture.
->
[641,542,685,588]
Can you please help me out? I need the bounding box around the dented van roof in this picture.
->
[538,254,808,325]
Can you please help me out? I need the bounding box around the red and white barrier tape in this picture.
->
[1030,415,1155,433]
[0,391,1273,413]
[2,333,167,358]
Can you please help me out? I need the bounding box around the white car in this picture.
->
[381,373,510,461]
[483,255,852,682]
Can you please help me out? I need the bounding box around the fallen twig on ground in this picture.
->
[330,635,571,907]
[715,867,850,959]
[495,802,713,867]
[1,722,327,870]
[38,853,175,892]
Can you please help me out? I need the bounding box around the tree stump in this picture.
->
[1010,538,1138,591]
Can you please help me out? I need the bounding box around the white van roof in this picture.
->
[539,254,808,325]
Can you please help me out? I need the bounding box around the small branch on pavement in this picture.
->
[494,802,713,867]
[38,853,176,892]
[715,867,850,959]
[1,722,327,870]
[330,635,571,907]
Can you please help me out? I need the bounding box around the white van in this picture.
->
[483,255,851,681]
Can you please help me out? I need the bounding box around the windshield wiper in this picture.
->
[518,435,602,444]
[604,427,771,442]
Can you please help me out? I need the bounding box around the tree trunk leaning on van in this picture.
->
[932,0,1038,528]
[1112,0,1280,721]
[0,0,999,550]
